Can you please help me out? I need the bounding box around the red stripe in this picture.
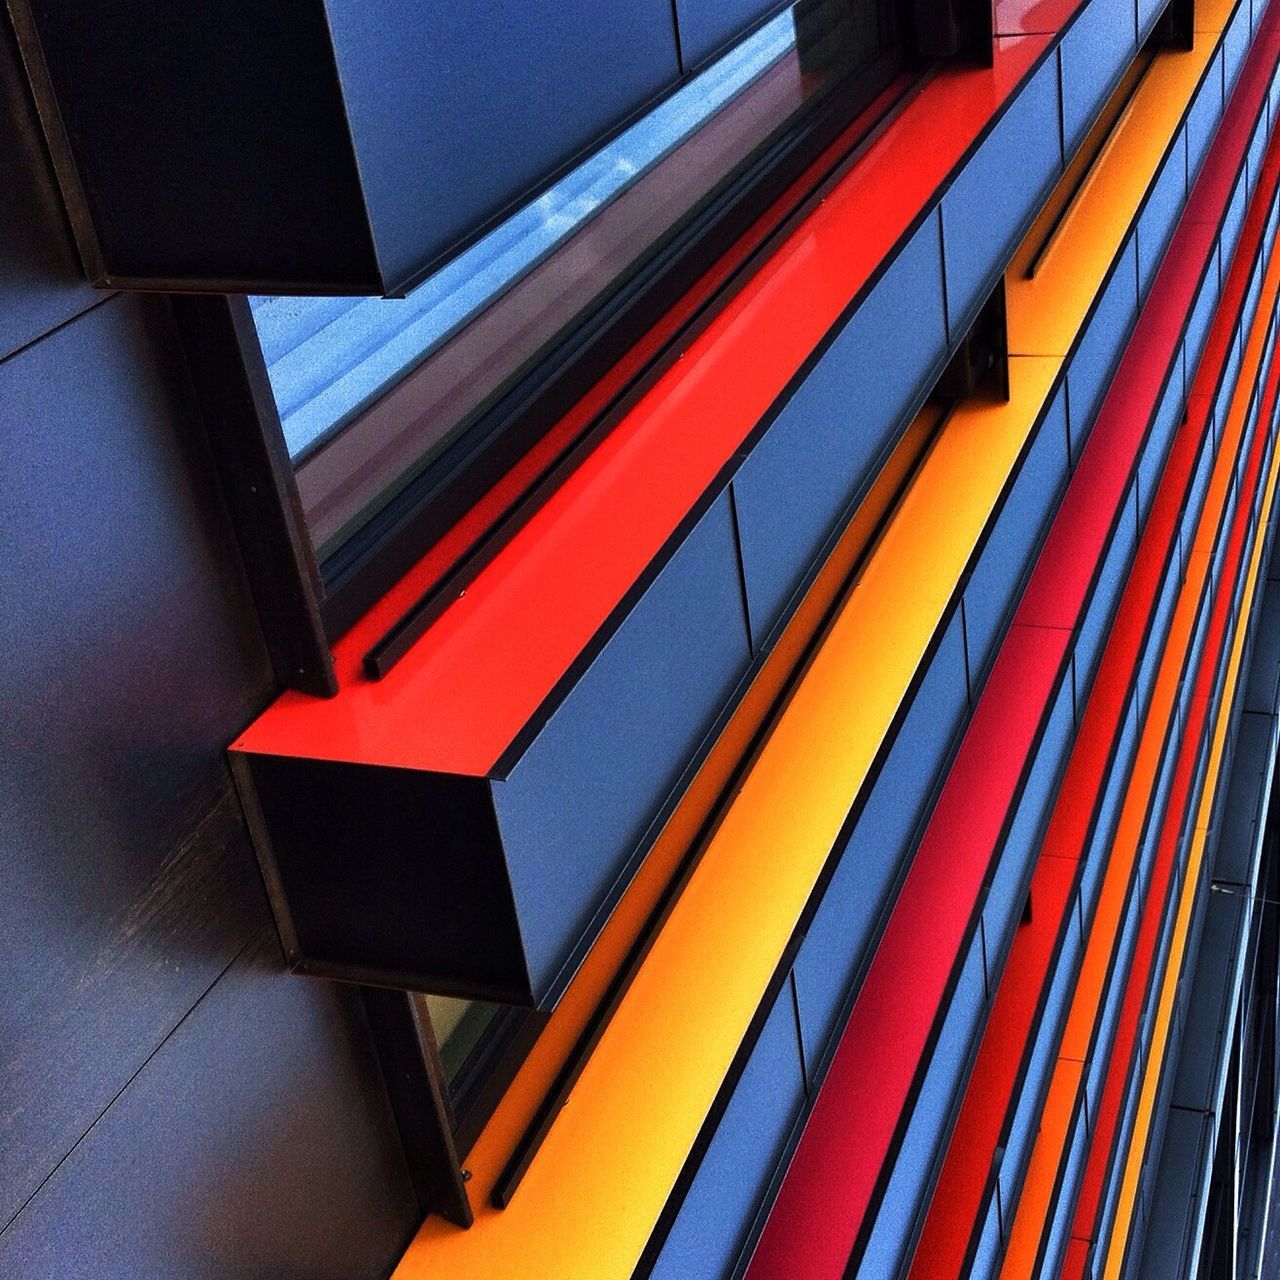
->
[236,34,1059,774]
[745,14,1280,1277]
[908,35,1280,1274]
[1065,250,1280,1280]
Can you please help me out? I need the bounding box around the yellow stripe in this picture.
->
[1006,40,1216,359]
[392,16,1233,1280]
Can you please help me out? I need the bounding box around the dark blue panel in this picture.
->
[0,936,418,1280]
[1003,902,1084,1195]
[1138,354,1186,528]
[1098,1038,1150,1253]
[1137,543,1183,706]
[674,0,782,69]
[1210,713,1272,885]
[971,1189,1003,1278]
[1059,0,1138,158]
[983,674,1074,972]
[941,55,1062,337]
[1141,702,1185,908]
[1067,241,1139,459]
[323,0,681,287]
[1248,109,1269,203]
[1188,53,1225,186]
[1184,414,1217,545]
[1085,855,1145,1121]
[0,295,274,1228]
[793,609,968,1075]
[1244,579,1280,712]
[494,490,751,996]
[1223,0,1252,104]
[1076,487,1140,693]
[0,10,98,362]
[1133,1107,1215,1279]
[650,983,805,1280]
[859,928,987,1277]
[1172,890,1248,1115]
[1185,245,1222,382]
[1245,258,1266,346]
[1138,133,1189,302]
[735,213,948,645]
[964,387,1070,682]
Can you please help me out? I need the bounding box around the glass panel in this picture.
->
[422,994,502,1085]
[250,0,900,557]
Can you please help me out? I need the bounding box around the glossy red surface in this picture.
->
[994,0,1084,35]
[744,21,1280,1268]
[1062,26,1280,1245]
[905,390,1214,1278]
[236,35,1053,777]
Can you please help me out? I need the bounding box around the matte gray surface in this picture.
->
[0,38,419,1272]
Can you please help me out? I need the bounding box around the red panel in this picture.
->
[907,853,1077,1277]
[907,37,1280,1280]
[1062,1237,1093,1280]
[907,51,1280,1273]
[236,35,1054,777]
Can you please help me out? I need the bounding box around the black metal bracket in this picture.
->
[1150,0,1196,53]
[171,295,337,697]
[935,278,1011,402]
[362,988,474,1229]
[911,0,994,66]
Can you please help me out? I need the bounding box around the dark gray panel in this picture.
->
[0,934,418,1280]
[0,293,273,1225]
[1211,710,1272,885]
[0,8,97,362]
[1244,577,1280,713]
[1172,890,1248,1115]
[1132,1107,1214,1280]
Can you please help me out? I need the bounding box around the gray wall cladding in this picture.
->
[0,8,417,1277]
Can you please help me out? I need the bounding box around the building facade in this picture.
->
[3,0,1280,1277]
